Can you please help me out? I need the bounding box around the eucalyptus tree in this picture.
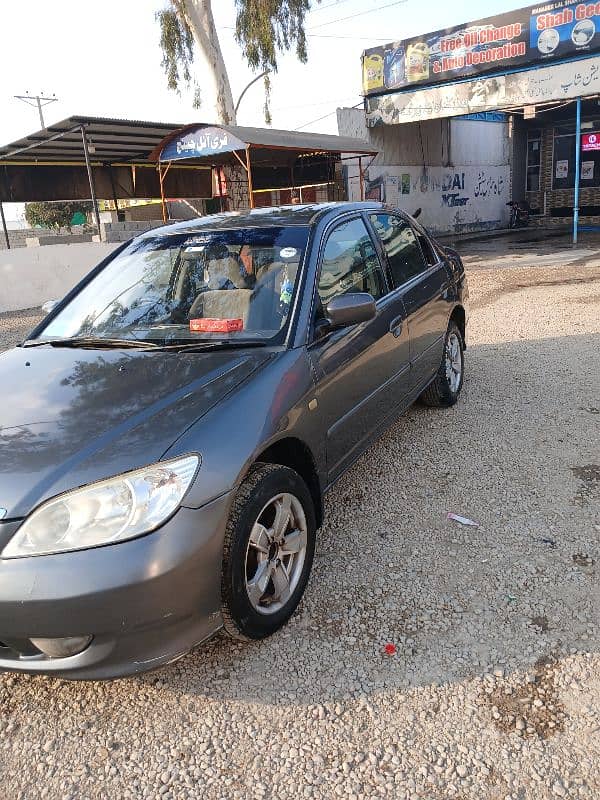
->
[157,0,315,124]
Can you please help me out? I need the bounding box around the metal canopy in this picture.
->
[0,116,214,249]
[151,122,378,165]
[0,115,184,165]
[150,122,378,215]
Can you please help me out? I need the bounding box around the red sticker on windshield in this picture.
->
[190,318,244,333]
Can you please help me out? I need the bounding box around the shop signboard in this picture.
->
[363,0,600,97]
[159,126,246,162]
[366,56,600,125]
[582,132,600,150]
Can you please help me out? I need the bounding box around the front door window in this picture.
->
[318,217,387,309]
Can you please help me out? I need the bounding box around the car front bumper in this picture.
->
[0,492,232,680]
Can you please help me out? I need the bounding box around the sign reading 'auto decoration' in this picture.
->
[362,0,600,96]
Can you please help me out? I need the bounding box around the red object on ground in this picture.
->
[190,318,244,333]
[384,643,397,656]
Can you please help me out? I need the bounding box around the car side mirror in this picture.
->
[326,292,376,329]
[41,300,59,315]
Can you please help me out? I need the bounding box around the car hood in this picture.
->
[0,346,272,519]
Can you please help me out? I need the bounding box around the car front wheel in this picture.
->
[420,320,464,407]
[221,463,316,641]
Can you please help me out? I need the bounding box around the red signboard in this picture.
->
[582,133,600,152]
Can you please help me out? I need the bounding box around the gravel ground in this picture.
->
[0,252,599,800]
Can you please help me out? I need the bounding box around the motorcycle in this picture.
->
[507,200,530,229]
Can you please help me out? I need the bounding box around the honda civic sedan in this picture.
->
[0,202,468,679]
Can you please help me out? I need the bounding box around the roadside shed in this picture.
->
[149,123,378,217]
[0,116,213,246]
[0,117,377,246]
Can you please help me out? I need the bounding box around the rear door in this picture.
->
[368,212,451,391]
[308,215,411,483]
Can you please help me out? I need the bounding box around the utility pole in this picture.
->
[14,92,58,128]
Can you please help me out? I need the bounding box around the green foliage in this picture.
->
[234,0,312,73]
[156,0,318,122]
[263,74,272,126]
[156,2,195,93]
[24,202,93,230]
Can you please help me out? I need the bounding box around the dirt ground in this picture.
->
[0,234,599,800]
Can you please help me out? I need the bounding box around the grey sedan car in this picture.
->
[0,202,468,679]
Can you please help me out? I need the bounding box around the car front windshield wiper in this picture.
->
[152,339,270,352]
[21,337,161,350]
[21,337,271,353]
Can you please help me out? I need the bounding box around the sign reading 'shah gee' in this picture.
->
[362,0,600,96]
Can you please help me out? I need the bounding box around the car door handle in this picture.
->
[389,316,404,338]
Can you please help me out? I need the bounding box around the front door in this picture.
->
[308,216,411,484]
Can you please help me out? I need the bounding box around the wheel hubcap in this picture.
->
[445,332,462,393]
[245,492,308,615]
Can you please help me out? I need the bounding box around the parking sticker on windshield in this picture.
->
[280,247,298,259]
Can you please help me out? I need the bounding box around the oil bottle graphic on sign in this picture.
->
[406,42,430,83]
[363,52,384,92]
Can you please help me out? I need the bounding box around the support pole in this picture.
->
[0,202,9,249]
[358,156,365,201]
[81,125,101,234]
[158,163,167,222]
[246,146,255,209]
[573,96,582,245]
[108,165,121,221]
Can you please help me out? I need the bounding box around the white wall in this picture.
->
[338,106,511,233]
[346,164,510,234]
[0,242,120,313]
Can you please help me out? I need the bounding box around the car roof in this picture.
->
[141,201,388,238]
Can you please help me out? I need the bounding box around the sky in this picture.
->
[0,0,527,222]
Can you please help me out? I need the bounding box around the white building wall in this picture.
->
[345,163,510,235]
[338,107,511,232]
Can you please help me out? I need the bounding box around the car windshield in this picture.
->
[38,226,310,345]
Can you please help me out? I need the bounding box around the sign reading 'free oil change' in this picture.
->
[362,1,600,96]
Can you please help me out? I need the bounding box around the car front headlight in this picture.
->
[1,455,199,559]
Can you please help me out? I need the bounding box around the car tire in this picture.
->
[420,320,464,407]
[221,463,316,641]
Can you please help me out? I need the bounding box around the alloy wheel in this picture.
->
[244,492,308,615]
[445,331,462,394]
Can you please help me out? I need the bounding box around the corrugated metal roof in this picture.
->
[149,123,378,162]
[0,117,377,166]
[0,116,184,164]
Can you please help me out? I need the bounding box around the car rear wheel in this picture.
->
[420,320,464,407]
[221,463,316,641]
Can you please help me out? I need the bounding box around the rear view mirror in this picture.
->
[326,293,376,329]
[41,300,59,315]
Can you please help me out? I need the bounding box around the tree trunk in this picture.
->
[183,0,237,125]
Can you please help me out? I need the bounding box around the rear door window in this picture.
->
[369,213,427,288]
[414,227,439,267]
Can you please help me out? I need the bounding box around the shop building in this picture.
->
[514,100,600,225]
[339,0,600,238]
